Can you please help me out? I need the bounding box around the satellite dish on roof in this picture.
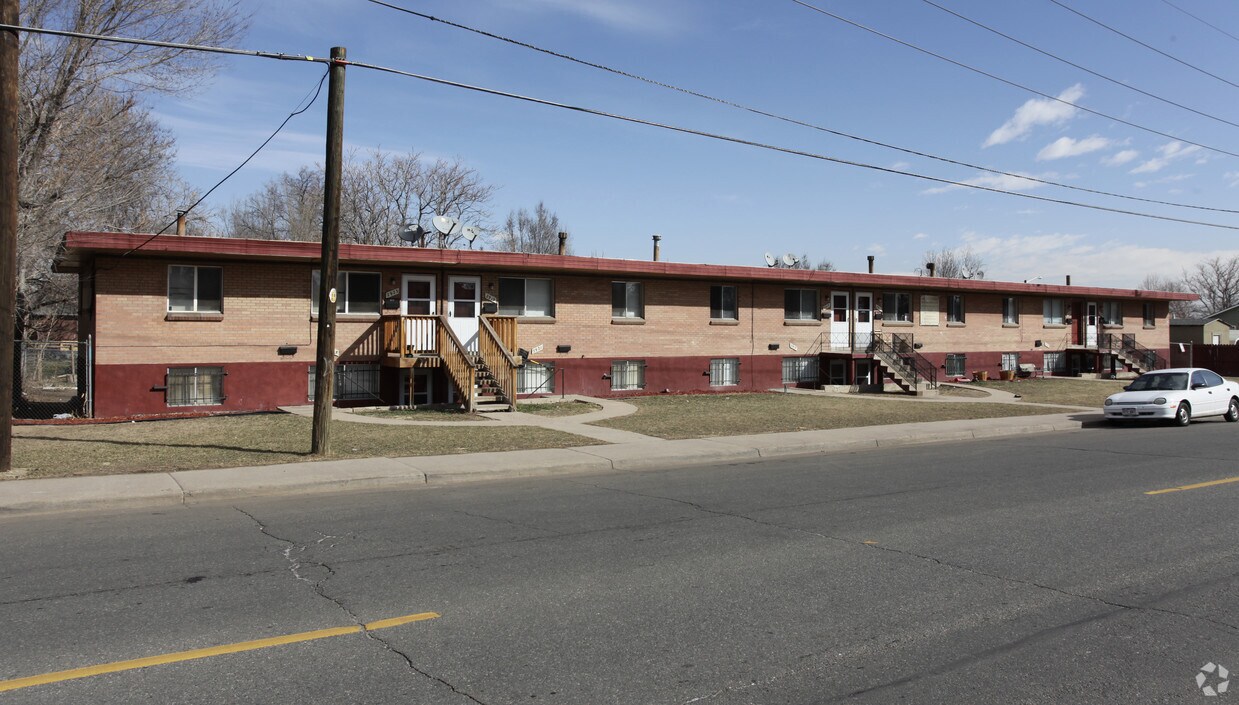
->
[461,225,481,247]
[399,223,428,246]
[431,215,460,236]
[764,252,777,267]
[783,253,799,267]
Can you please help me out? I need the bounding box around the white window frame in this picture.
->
[709,358,740,386]
[499,277,554,317]
[781,357,818,384]
[1043,298,1066,325]
[784,288,818,321]
[612,282,644,319]
[1102,301,1123,326]
[1002,297,1019,325]
[311,271,382,315]
[517,362,556,394]
[882,292,912,322]
[167,265,222,313]
[307,363,380,401]
[1001,352,1020,371]
[710,285,738,321]
[946,295,965,324]
[166,366,225,406]
[610,360,645,391]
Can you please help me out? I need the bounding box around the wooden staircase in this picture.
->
[473,355,514,413]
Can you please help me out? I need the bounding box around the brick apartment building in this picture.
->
[56,231,1195,418]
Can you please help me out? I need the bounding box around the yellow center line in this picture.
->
[0,611,440,694]
[1145,476,1239,495]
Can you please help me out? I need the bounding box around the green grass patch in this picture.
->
[517,401,604,417]
[11,413,594,479]
[592,392,1078,440]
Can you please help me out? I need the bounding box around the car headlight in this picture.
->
[1154,397,1167,405]
[1104,399,1113,406]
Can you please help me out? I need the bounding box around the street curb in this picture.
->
[0,414,1096,516]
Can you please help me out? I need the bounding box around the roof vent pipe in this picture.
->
[175,210,188,236]
[558,232,568,256]
[1066,275,1071,286]
[652,234,662,262]
[926,262,936,277]
[867,255,875,274]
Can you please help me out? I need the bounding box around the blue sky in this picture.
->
[151,0,1239,288]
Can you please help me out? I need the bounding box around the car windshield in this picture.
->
[1126,373,1188,392]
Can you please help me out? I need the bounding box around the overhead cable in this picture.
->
[1158,0,1239,45]
[362,0,1239,215]
[1046,0,1239,91]
[346,58,1239,232]
[921,0,1239,131]
[789,0,1239,160]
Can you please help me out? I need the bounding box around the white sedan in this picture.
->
[1104,367,1239,426]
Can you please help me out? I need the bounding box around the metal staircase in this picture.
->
[870,333,937,395]
[1101,334,1166,374]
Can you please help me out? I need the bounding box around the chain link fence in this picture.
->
[14,339,91,419]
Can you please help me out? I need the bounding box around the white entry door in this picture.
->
[830,291,849,349]
[1086,302,1099,348]
[401,274,436,353]
[854,292,874,351]
[448,276,481,351]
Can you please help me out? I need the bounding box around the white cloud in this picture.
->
[1102,149,1139,166]
[984,84,1085,147]
[922,171,1048,195]
[1036,135,1112,161]
[1226,171,1239,187]
[891,161,911,171]
[1130,141,1202,174]
[955,231,1239,288]
[912,232,928,240]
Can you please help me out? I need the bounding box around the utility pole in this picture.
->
[311,47,346,456]
[0,0,19,472]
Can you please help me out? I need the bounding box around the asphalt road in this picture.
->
[1,420,1236,704]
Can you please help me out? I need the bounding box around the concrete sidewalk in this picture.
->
[0,410,1102,516]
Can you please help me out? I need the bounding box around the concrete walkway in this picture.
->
[0,395,1104,515]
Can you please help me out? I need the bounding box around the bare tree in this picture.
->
[1182,256,1239,315]
[1139,274,1196,319]
[17,0,247,331]
[226,150,495,248]
[494,202,566,254]
[919,247,985,279]
[789,254,835,271]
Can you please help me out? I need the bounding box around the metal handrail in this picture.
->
[1101,333,1166,371]
[871,333,937,390]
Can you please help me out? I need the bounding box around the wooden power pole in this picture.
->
[311,47,347,456]
[0,0,19,473]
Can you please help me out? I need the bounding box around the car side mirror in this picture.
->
[1192,383,1207,390]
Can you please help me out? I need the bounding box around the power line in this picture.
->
[921,0,1239,131]
[346,58,1239,232]
[1046,0,1239,91]
[790,0,1239,160]
[0,22,330,64]
[362,0,1239,216]
[1159,0,1239,45]
[8,19,1239,231]
[146,69,330,238]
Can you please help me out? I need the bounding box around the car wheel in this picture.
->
[1174,402,1191,427]
[1225,398,1239,423]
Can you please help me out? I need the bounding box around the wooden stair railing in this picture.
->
[478,316,522,411]
[436,316,477,412]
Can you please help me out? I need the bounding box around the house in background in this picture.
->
[55,232,1196,419]
[1170,306,1239,346]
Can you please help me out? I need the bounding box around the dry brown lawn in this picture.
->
[969,377,1126,407]
[592,392,1078,440]
[517,401,604,417]
[10,414,592,479]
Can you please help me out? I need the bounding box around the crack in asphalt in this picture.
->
[232,507,490,705]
